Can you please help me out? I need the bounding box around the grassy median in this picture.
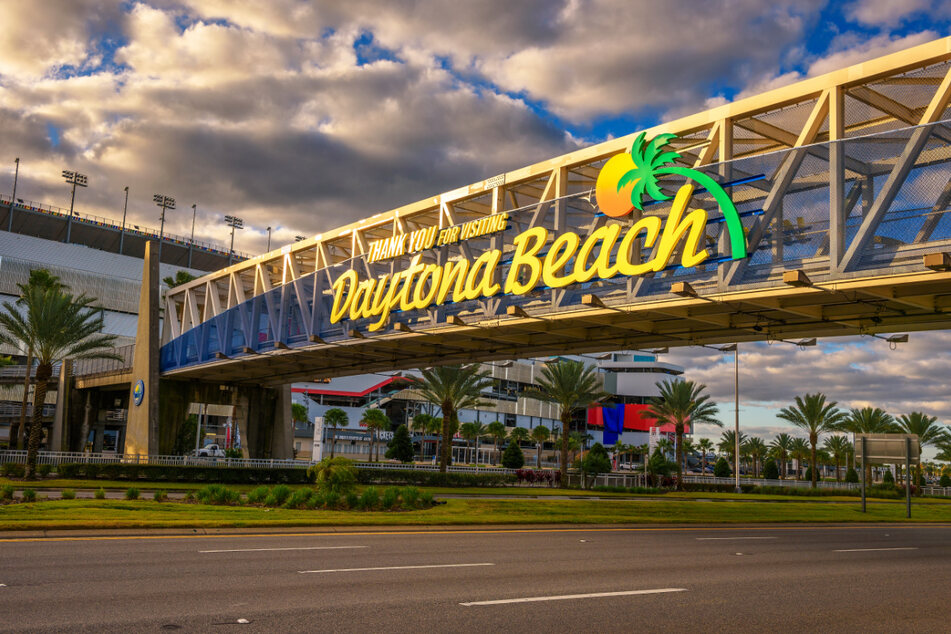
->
[2,497,951,531]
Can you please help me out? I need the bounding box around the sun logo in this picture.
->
[595,132,747,260]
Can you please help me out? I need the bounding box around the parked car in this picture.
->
[193,444,225,458]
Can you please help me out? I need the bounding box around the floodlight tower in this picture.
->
[224,215,244,265]
[153,194,176,262]
[62,169,88,243]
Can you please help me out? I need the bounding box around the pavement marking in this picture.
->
[695,537,778,541]
[460,588,687,606]
[833,547,918,553]
[200,545,368,553]
[300,563,494,574]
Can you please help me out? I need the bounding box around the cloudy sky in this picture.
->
[2,0,949,449]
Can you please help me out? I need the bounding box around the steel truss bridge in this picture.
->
[161,38,951,385]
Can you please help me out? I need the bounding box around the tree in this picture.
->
[580,442,612,488]
[744,437,767,478]
[413,365,493,472]
[410,413,439,461]
[460,421,487,465]
[522,360,608,487]
[385,424,415,463]
[680,436,696,472]
[647,448,675,486]
[306,457,357,495]
[777,393,846,488]
[647,379,721,490]
[697,438,714,475]
[360,408,390,462]
[823,435,851,482]
[841,407,897,486]
[718,429,747,471]
[292,402,308,424]
[486,421,507,466]
[634,443,650,477]
[0,283,118,478]
[531,425,550,468]
[162,270,197,288]
[714,456,732,478]
[501,439,525,469]
[769,433,794,479]
[509,426,530,461]
[790,437,810,480]
[897,412,948,485]
[322,408,348,459]
[762,458,780,480]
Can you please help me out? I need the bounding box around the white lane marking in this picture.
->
[300,563,493,574]
[460,588,687,606]
[200,545,367,554]
[696,537,778,541]
[834,547,918,553]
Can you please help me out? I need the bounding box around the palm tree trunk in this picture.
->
[835,458,841,482]
[25,364,52,479]
[438,408,452,472]
[675,429,684,491]
[559,417,569,488]
[329,428,335,459]
[537,442,542,469]
[475,436,480,466]
[15,350,33,450]
[810,441,818,488]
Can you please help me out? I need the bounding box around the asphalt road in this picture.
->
[1,524,949,632]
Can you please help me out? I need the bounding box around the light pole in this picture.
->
[153,194,175,262]
[8,157,19,231]
[224,215,243,265]
[188,203,197,268]
[119,186,129,255]
[62,169,88,243]
[294,235,305,242]
[266,226,272,251]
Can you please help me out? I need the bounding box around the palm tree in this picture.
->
[697,438,714,476]
[744,437,767,478]
[410,412,439,461]
[769,433,794,479]
[360,408,390,462]
[634,443,650,477]
[790,437,810,480]
[718,429,747,472]
[162,270,197,288]
[0,283,119,478]
[823,435,851,482]
[486,421,507,465]
[509,426,530,449]
[897,412,948,485]
[459,421,487,465]
[680,436,696,472]
[413,365,493,472]
[648,379,721,489]
[841,407,897,485]
[531,425,550,468]
[656,437,674,459]
[521,360,608,487]
[322,408,348,459]
[777,393,846,487]
[612,442,629,471]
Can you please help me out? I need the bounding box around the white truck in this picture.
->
[194,444,225,458]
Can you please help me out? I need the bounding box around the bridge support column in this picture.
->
[125,241,159,456]
[51,360,70,451]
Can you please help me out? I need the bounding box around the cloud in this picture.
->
[843,0,936,27]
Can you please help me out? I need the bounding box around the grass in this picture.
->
[1,497,951,531]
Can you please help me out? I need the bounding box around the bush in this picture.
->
[50,463,311,485]
[580,443,611,485]
[21,488,36,502]
[196,485,241,506]
[385,425,415,463]
[125,487,140,500]
[307,458,357,495]
[37,464,52,477]
[940,474,951,487]
[60,489,76,500]
[247,485,270,505]
[714,457,732,478]
[845,468,859,483]
[0,484,14,500]
[224,448,243,459]
[419,491,434,507]
[184,491,195,502]
[94,487,106,500]
[264,484,292,507]
[501,442,525,469]
[355,468,514,488]
[283,488,314,509]
[804,467,817,483]
[345,491,360,509]
[762,460,780,480]
[882,469,894,485]
[358,486,380,510]
[401,486,420,509]
[2,463,25,478]
[381,487,401,510]
[152,490,168,502]
[317,490,341,510]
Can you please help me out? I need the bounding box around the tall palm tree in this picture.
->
[634,443,650,477]
[0,284,118,478]
[897,412,948,483]
[841,407,897,485]
[718,429,747,470]
[509,426,530,449]
[647,379,721,489]
[769,433,794,479]
[412,365,493,472]
[322,407,348,459]
[531,425,550,468]
[612,442,629,471]
[410,412,439,461]
[777,393,846,487]
[744,437,767,478]
[486,421,507,466]
[790,437,810,480]
[459,421,487,465]
[680,436,696,472]
[823,435,851,482]
[360,408,390,462]
[697,438,714,476]
[522,360,608,487]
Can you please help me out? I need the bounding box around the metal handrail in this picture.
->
[681,475,858,490]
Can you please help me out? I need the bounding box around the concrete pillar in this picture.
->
[51,360,71,451]
[125,240,160,456]
[271,385,293,460]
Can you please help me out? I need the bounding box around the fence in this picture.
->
[921,486,951,498]
[682,475,859,491]
[0,366,61,381]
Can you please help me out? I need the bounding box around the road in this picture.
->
[1,524,949,632]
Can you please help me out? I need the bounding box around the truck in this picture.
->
[194,444,225,458]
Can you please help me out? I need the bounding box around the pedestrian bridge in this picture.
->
[160,38,951,385]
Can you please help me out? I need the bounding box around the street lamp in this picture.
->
[266,226,272,251]
[188,203,197,268]
[119,186,129,255]
[153,194,175,262]
[8,157,19,231]
[62,169,88,243]
[224,215,243,265]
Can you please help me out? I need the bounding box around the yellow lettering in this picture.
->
[330,269,358,323]
[542,231,580,289]
[504,227,547,295]
[460,249,501,300]
[398,257,427,311]
[349,278,376,321]
[411,264,443,310]
[649,184,709,271]
[367,272,403,332]
[437,259,469,304]
[573,224,622,283]
[616,216,663,276]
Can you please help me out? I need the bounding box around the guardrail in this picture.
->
[922,486,951,497]
[681,475,859,491]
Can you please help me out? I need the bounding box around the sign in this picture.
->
[312,416,324,462]
[330,133,748,332]
[132,380,145,406]
[854,433,920,465]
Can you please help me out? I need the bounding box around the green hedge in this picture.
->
[355,468,515,487]
[54,463,310,484]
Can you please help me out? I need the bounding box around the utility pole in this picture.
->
[119,186,129,255]
[188,203,197,268]
[8,157,19,231]
[266,226,271,251]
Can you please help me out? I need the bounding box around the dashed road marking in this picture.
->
[200,545,367,553]
[460,588,687,606]
[300,563,493,574]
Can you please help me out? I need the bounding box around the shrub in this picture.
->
[196,484,241,506]
[385,425,416,463]
[882,469,894,485]
[57,463,80,478]
[307,458,358,495]
[401,486,420,509]
[60,489,76,500]
[318,490,341,510]
[580,443,611,485]
[358,486,380,510]
[184,491,195,502]
[940,474,951,487]
[2,463,25,478]
[283,488,314,509]
[125,487,140,500]
[94,487,106,500]
[247,486,270,505]
[713,457,732,478]
[355,468,514,488]
[419,491,434,507]
[381,487,401,510]
[224,448,243,459]
[264,484,292,507]
[37,464,52,477]
[0,484,14,500]
[345,491,360,509]
[153,490,168,502]
[845,468,859,483]
[501,442,525,469]
[762,460,780,480]
[22,488,37,502]
[49,463,311,485]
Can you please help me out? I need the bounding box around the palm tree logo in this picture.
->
[595,132,747,260]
